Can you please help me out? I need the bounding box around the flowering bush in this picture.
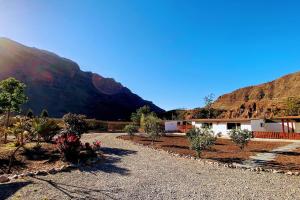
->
[93,140,101,151]
[62,113,88,137]
[56,133,81,162]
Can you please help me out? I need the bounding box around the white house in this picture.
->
[164,118,251,137]
[164,116,300,139]
[191,118,251,137]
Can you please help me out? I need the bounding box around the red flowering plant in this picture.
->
[93,140,101,151]
[56,133,81,163]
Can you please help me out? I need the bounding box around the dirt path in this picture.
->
[2,133,300,200]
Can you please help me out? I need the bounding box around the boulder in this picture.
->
[0,175,10,183]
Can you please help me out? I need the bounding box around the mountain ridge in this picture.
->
[212,71,300,119]
[0,38,164,120]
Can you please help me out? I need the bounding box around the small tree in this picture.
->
[186,127,217,158]
[26,109,34,119]
[144,115,163,145]
[0,78,28,143]
[203,93,215,119]
[124,124,138,139]
[62,113,88,137]
[130,105,152,125]
[6,117,33,173]
[228,129,253,150]
[40,109,49,118]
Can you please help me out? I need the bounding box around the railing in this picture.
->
[177,125,193,133]
[253,131,300,140]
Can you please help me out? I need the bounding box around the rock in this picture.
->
[35,170,48,176]
[26,172,35,177]
[293,172,300,176]
[19,173,26,178]
[0,175,10,183]
[68,164,78,169]
[285,171,293,175]
[48,168,57,175]
[8,174,19,180]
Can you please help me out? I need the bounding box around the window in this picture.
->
[260,123,264,128]
[227,123,241,130]
[202,123,213,129]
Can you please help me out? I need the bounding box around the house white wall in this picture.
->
[192,121,251,137]
[251,119,299,133]
[165,121,179,132]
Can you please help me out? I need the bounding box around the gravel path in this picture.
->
[2,133,300,200]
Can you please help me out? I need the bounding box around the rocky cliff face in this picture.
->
[212,71,300,119]
[0,38,164,120]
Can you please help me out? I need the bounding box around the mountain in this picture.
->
[212,71,300,119]
[0,38,164,120]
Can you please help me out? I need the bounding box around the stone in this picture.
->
[285,171,293,175]
[35,170,48,176]
[26,172,35,177]
[293,172,300,176]
[0,175,10,183]
[9,175,19,180]
[19,173,26,178]
[48,168,57,175]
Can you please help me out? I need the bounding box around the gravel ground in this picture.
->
[2,133,300,200]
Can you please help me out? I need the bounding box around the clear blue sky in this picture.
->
[1,0,300,110]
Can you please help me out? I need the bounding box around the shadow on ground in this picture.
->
[0,181,32,200]
[79,147,137,175]
[33,177,120,200]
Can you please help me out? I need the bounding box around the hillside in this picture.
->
[0,38,164,120]
[212,71,300,119]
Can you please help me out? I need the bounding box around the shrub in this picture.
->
[144,115,163,145]
[186,127,217,158]
[93,140,101,151]
[26,109,34,119]
[123,124,138,138]
[8,117,32,145]
[40,109,49,118]
[62,113,88,137]
[56,133,81,163]
[32,118,61,143]
[228,129,253,150]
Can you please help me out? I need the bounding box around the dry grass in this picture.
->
[0,142,63,174]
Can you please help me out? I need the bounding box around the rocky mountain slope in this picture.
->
[0,38,164,120]
[212,71,300,119]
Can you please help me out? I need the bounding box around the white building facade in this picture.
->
[164,116,300,139]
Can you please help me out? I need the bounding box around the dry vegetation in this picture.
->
[0,141,63,174]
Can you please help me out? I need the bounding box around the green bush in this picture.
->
[32,118,61,142]
[144,115,163,144]
[40,109,49,118]
[186,127,217,158]
[124,124,139,138]
[228,129,253,150]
